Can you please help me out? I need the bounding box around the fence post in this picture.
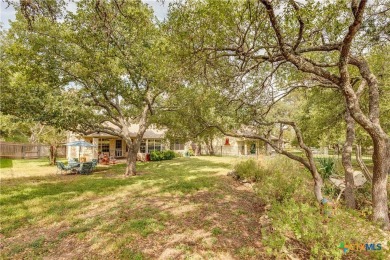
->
[38,145,41,158]
[22,145,25,159]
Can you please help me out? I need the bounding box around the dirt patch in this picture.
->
[128,176,268,259]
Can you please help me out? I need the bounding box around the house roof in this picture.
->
[85,123,165,139]
[236,126,289,143]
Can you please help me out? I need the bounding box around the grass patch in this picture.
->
[120,248,145,260]
[0,157,236,259]
[211,227,223,236]
[124,218,164,237]
[0,158,13,168]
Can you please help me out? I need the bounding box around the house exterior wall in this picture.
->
[67,130,288,160]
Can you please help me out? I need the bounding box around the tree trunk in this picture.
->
[122,103,150,176]
[306,151,324,203]
[195,143,201,156]
[278,123,284,150]
[372,138,390,230]
[342,109,356,209]
[265,130,273,155]
[125,147,138,176]
[206,138,214,155]
[49,145,57,165]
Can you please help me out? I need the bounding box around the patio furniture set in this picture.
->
[56,158,98,175]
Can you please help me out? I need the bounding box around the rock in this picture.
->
[259,215,271,227]
[227,171,239,180]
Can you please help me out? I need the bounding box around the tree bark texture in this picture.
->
[371,138,390,230]
[342,109,356,209]
[125,146,138,176]
[49,145,57,165]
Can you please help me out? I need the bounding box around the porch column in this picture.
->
[244,142,248,155]
[92,138,99,159]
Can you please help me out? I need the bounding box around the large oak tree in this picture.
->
[168,0,390,228]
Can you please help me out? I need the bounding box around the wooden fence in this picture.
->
[0,142,66,159]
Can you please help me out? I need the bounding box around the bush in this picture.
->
[253,157,306,203]
[150,150,176,161]
[163,150,175,160]
[253,156,388,259]
[234,159,269,182]
[263,199,388,259]
[317,157,336,179]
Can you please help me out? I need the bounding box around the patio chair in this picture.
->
[91,159,98,170]
[56,162,72,175]
[77,162,93,175]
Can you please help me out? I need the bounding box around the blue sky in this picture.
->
[0,0,172,30]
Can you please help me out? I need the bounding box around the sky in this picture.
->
[0,0,172,30]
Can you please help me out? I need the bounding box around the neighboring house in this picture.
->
[208,135,288,157]
[66,124,289,160]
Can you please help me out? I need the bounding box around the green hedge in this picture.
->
[150,150,176,161]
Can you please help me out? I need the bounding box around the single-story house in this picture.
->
[66,124,289,160]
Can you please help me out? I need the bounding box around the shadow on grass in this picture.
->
[0,157,231,236]
[1,158,228,204]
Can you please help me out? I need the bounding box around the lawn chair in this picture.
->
[91,159,98,170]
[77,162,93,175]
[329,171,367,202]
[56,162,73,175]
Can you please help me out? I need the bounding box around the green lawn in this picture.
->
[0,156,266,259]
[0,158,67,179]
[0,158,13,169]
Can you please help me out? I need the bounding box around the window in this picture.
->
[155,140,161,151]
[140,140,146,153]
[170,140,184,150]
[250,143,256,154]
[147,139,163,152]
[147,140,154,152]
[99,139,110,153]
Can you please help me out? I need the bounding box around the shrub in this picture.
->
[253,157,306,203]
[150,151,161,161]
[317,157,336,179]
[263,199,388,259]
[150,150,176,161]
[234,159,269,182]
[254,156,388,259]
[162,150,175,160]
